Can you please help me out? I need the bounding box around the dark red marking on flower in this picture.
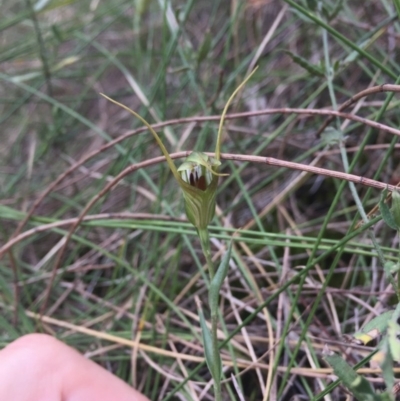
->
[189,172,207,191]
[196,176,207,191]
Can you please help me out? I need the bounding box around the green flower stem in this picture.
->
[194,70,258,400]
[199,227,221,401]
[199,228,215,279]
[102,69,258,401]
[210,310,221,401]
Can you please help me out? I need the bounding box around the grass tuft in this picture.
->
[2,1,400,399]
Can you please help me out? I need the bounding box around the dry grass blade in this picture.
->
[2,2,400,400]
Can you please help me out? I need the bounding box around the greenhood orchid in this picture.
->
[101,68,257,401]
[101,67,257,231]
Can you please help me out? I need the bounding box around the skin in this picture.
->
[0,333,150,401]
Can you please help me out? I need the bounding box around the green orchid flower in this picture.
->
[101,67,257,231]
[102,68,257,401]
[177,151,221,229]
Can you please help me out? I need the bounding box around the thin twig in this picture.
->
[10,93,400,240]
[39,152,191,315]
[32,150,392,314]
[315,83,400,136]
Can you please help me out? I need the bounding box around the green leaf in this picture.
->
[353,310,394,345]
[391,190,400,229]
[378,392,395,401]
[209,242,232,313]
[324,351,379,400]
[384,261,400,275]
[380,338,395,395]
[197,30,212,65]
[198,306,220,382]
[388,303,400,362]
[51,24,64,42]
[321,127,343,145]
[388,320,400,361]
[283,50,324,77]
[379,188,398,230]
